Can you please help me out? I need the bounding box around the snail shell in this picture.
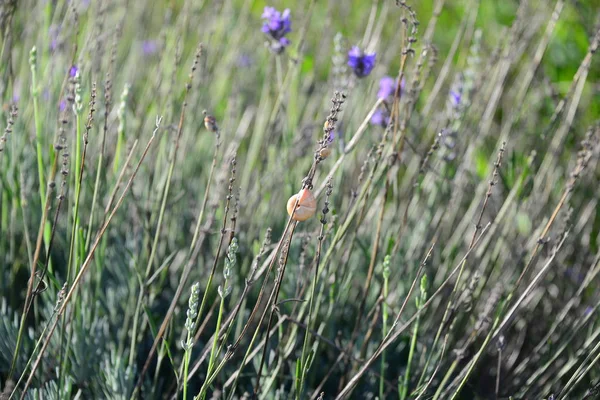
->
[286,188,317,221]
[203,110,218,132]
[319,146,332,159]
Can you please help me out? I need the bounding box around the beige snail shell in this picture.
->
[319,146,332,159]
[286,188,317,221]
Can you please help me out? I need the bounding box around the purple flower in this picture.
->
[236,54,253,68]
[370,109,390,128]
[278,37,290,47]
[565,268,585,284]
[12,81,20,104]
[59,100,66,112]
[327,130,335,144]
[261,7,292,49]
[69,65,78,77]
[448,75,465,112]
[348,46,376,78]
[49,25,61,51]
[142,40,159,56]
[449,89,461,107]
[377,76,395,99]
[377,76,405,101]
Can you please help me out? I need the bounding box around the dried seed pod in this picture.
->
[286,188,317,221]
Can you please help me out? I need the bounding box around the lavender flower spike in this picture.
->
[370,109,390,128]
[348,46,376,78]
[449,89,462,107]
[377,76,405,101]
[142,40,159,56]
[261,6,292,51]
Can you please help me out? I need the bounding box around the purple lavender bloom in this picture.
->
[279,37,290,47]
[261,7,292,48]
[348,46,376,78]
[377,76,405,101]
[49,25,61,52]
[565,268,585,284]
[449,89,461,107]
[377,76,395,99]
[69,65,78,78]
[142,40,159,56]
[12,81,20,104]
[326,122,344,147]
[59,100,66,112]
[370,109,390,128]
[236,54,253,68]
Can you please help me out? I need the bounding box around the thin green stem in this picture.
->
[84,153,104,251]
[401,316,420,400]
[380,271,389,400]
[298,248,320,400]
[433,358,458,400]
[402,276,426,400]
[202,291,226,400]
[31,50,45,209]
[182,328,193,400]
